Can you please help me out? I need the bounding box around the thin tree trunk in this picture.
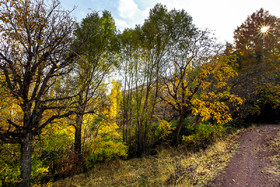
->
[19,133,33,187]
[137,121,143,156]
[74,113,83,154]
[74,93,85,154]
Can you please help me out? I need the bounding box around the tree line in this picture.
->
[0,0,279,186]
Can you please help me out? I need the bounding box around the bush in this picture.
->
[182,122,226,149]
[152,118,175,142]
[84,136,127,168]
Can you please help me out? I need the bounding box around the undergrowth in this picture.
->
[53,130,242,187]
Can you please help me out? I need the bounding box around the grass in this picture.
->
[264,130,280,176]
[52,131,242,187]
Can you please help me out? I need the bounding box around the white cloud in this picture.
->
[115,18,131,30]
[117,0,149,29]
[118,0,139,19]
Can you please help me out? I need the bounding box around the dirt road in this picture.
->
[209,124,280,187]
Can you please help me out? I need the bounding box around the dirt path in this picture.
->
[209,124,280,187]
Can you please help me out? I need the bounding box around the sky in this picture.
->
[59,0,280,44]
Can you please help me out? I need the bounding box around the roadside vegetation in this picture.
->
[54,127,242,186]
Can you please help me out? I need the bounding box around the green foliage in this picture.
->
[73,10,118,68]
[32,122,74,180]
[81,80,127,167]
[0,144,49,186]
[37,123,74,153]
[30,157,49,185]
[182,123,226,148]
[84,136,127,168]
[0,144,21,185]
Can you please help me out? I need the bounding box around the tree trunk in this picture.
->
[137,123,143,157]
[173,114,184,146]
[74,93,85,154]
[19,133,33,187]
[74,113,83,154]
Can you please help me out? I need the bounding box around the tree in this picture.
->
[120,4,177,156]
[190,55,243,124]
[71,10,118,154]
[119,28,141,155]
[160,28,242,144]
[0,0,76,185]
[159,12,211,145]
[234,8,280,66]
[233,8,280,121]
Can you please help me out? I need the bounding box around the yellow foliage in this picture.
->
[109,80,122,122]
[33,182,53,187]
[161,54,242,125]
[82,80,127,164]
[0,86,23,132]
[157,118,175,139]
[191,55,242,124]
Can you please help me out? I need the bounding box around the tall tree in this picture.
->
[119,28,141,154]
[71,11,118,154]
[0,0,76,185]
[233,8,280,120]
[120,4,174,156]
[159,11,210,145]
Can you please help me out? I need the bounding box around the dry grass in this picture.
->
[264,130,280,176]
[53,131,241,187]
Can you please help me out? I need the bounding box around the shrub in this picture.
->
[84,136,127,168]
[182,122,226,149]
[153,118,175,141]
[57,151,85,178]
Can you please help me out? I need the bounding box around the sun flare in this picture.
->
[260,26,270,33]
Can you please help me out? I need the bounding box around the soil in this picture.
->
[209,124,280,187]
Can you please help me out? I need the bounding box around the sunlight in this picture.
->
[260,26,270,33]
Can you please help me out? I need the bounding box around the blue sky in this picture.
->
[60,0,280,43]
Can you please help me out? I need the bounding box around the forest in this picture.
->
[0,0,279,186]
